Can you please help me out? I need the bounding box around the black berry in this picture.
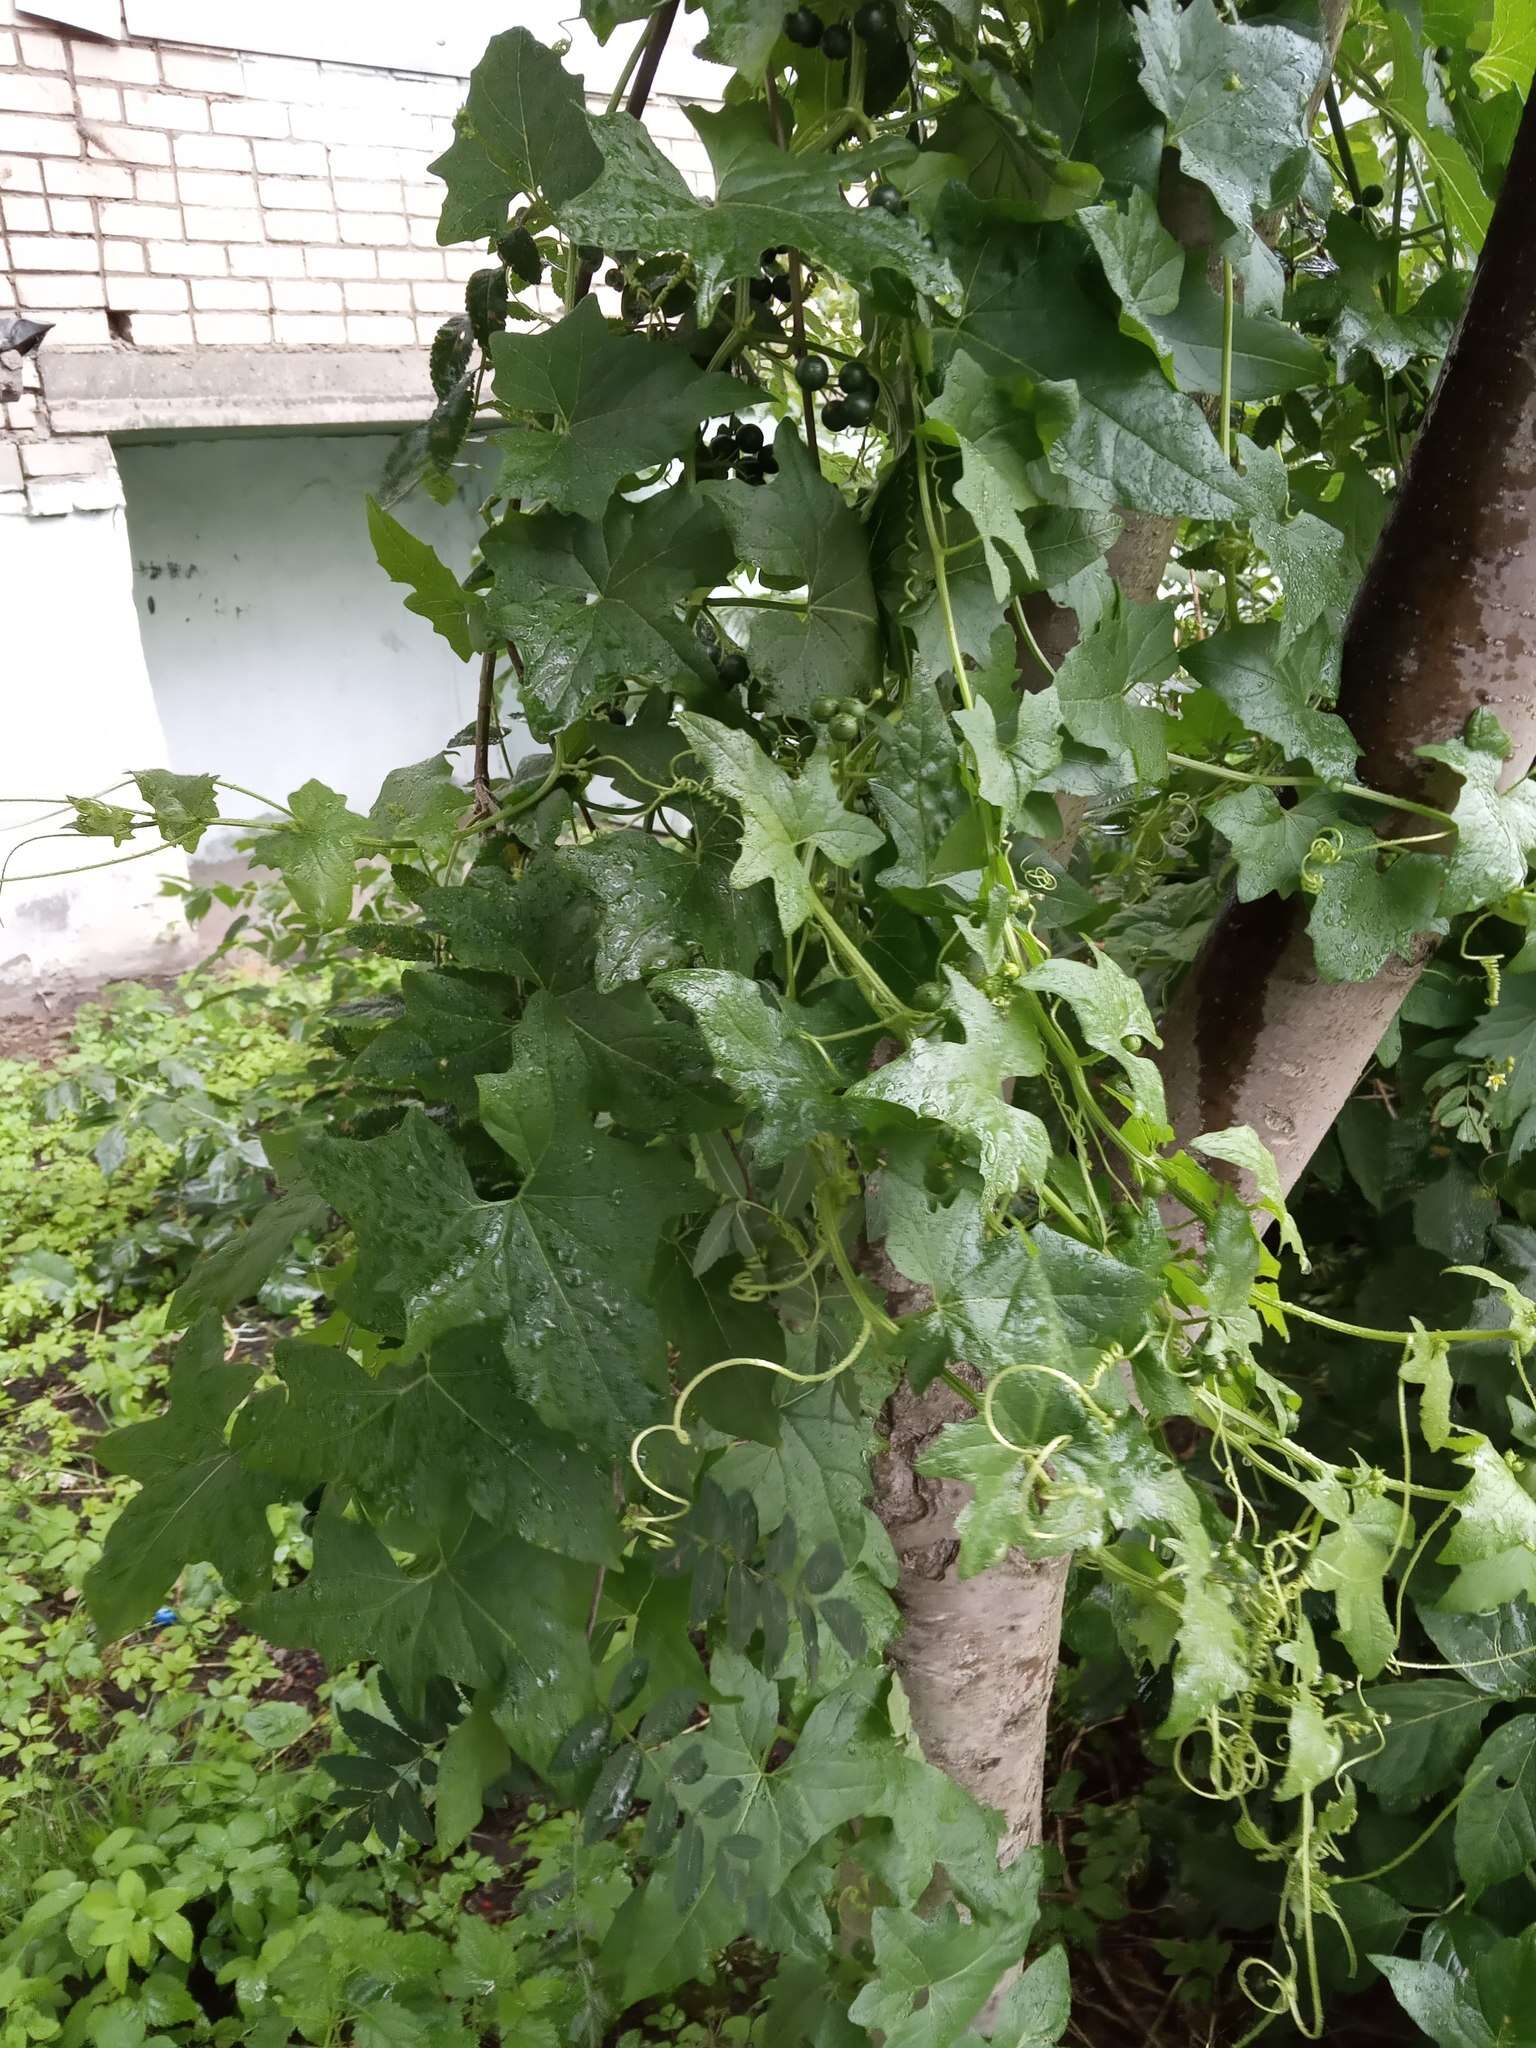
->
[822,398,851,430]
[1360,182,1384,206]
[869,182,907,214]
[854,0,892,33]
[841,387,876,426]
[795,352,831,390]
[736,421,765,452]
[770,273,793,302]
[784,6,824,44]
[604,265,624,288]
[822,20,852,57]
[718,652,750,687]
[749,275,773,302]
[839,360,875,394]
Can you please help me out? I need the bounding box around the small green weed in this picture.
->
[1,969,761,2046]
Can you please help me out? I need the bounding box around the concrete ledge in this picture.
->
[40,346,435,435]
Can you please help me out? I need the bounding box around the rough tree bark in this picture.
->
[1160,86,1536,1187]
[872,1344,1069,1862]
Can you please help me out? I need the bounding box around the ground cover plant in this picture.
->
[0,976,683,2046]
[19,0,1536,2038]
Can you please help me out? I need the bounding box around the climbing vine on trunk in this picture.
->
[43,0,1536,2039]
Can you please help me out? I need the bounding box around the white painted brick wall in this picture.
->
[0,1,715,516]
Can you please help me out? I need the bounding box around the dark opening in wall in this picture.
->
[105,309,134,344]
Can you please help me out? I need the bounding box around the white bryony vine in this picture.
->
[15,0,1536,2039]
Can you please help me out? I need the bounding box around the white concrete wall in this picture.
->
[0,485,191,1000]
[117,431,499,832]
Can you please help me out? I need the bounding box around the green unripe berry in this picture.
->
[912,980,945,1011]
[828,712,861,741]
[811,694,839,721]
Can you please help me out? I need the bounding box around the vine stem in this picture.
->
[911,431,970,707]
[1011,597,1056,679]
[1323,83,1364,203]
[814,1179,901,1338]
[807,894,908,1021]
[1163,751,1458,831]
[1,839,172,886]
[1266,1297,1527,1348]
[215,779,294,817]
[1218,259,1236,464]
[603,18,650,113]
[764,71,820,471]
[1335,1769,1489,1887]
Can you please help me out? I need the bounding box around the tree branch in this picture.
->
[574,0,681,305]
[1159,87,1536,1194]
[471,647,497,819]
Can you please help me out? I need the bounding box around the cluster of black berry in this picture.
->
[750,246,797,308]
[784,1,894,55]
[695,615,750,689]
[794,353,879,432]
[697,417,780,485]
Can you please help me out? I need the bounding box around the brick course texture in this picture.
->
[0,0,714,516]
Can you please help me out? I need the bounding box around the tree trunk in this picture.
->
[874,1380,1069,1858]
[1160,85,1536,1186]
